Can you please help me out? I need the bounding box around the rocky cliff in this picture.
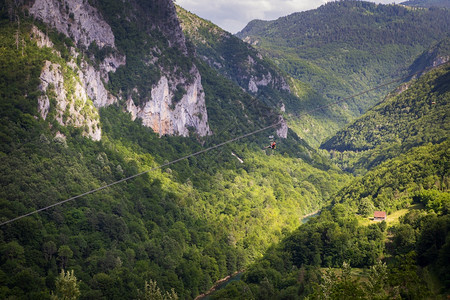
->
[37,60,102,141]
[28,0,211,139]
[126,67,210,137]
[176,6,291,100]
[30,0,116,49]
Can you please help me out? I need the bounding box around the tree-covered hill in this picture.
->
[332,140,449,213]
[0,1,349,299]
[401,0,450,8]
[176,6,292,107]
[214,183,450,299]
[213,66,450,300]
[321,62,450,173]
[214,137,450,299]
[237,0,450,143]
[176,5,348,148]
[409,37,450,75]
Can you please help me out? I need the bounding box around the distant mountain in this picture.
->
[237,0,450,142]
[321,62,450,172]
[177,5,352,147]
[213,60,450,300]
[401,0,450,8]
[176,6,291,105]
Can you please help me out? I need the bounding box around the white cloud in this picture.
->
[176,0,395,34]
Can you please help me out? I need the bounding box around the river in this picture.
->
[195,271,243,300]
[301,210,321,223]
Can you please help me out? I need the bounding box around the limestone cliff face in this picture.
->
[30,0,115,49]
[30,0,211,139]
[30,24,119,140]
[276,116,288,139]
[245,56,290,94]
[74,54,124,107]
[29,0,125,108]
[30,25,54,49]
[126,67,210,137]
[248,71,290,94]
[38,61,102,141]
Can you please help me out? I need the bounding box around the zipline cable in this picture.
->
[0,122,280,226]
[0,62,446,227]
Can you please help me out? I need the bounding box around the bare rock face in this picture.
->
[30,0,115,49]
[30,0,210,139]
[248,73,273,93]
[433,55,449,67]
[276,116,288,139]
[38,61,66,121]
[30,25,54,49]
[37,61,102,141]
[126,67,211,137]
[76,57,122,107]
[248,70,291,94]
[29,3,125,109]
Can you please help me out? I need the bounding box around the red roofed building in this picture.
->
[374,211,386,221]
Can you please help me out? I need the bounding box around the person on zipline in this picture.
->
[266,141,276,149]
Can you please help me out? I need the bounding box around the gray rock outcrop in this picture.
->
[30,0,115,49]
[37,61,102,141]
[126,67,211,137]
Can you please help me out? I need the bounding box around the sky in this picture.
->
[176,0,396,34]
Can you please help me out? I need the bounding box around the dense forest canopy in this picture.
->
[401,0,450,8]
[322,62,450,173]
[0,0,347,298]
[0,0,449,298]
[214,64,450,299]
[236,0,450,145]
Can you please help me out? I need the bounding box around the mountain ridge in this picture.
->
[212,49,450,300]
[321,62,450,173]
[236,0,450,144]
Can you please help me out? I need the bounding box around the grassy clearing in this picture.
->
[357,203,424,227]
[385,203,424,227]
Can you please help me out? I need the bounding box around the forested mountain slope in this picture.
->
[177,6,349,148]
[214,61,450,300]
[176,6,292,107]
[237,0,450,143]
[0,0,349,299]
[321,62,450,173]
[215,171,450,299]
[332,141,449,213]
[409,37,450,75]
[401,0,450,8]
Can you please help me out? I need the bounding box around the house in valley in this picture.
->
[374,211,386,221]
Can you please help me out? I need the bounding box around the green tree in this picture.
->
[137,280,178,300]
[358,196,375,217]
[390,224,416,255]
[43,241,57,262]
[51,269,81,300]
[57,246,73,269]
[364,261,388,299]
[388,252,430,299]
[1,241,25,264]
